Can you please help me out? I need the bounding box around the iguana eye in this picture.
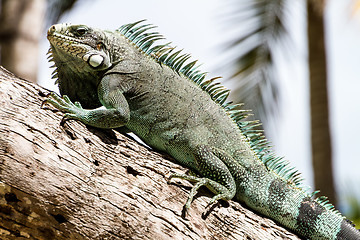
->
[97,42,104,50]
[76,27,87,36]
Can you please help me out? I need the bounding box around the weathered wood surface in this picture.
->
[0,66,301,239]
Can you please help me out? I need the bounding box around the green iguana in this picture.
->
[44,20,360,239]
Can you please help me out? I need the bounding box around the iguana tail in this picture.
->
[237,168,360,239]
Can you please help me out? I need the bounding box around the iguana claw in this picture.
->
[42,92,87,124]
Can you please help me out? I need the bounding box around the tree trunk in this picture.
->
[0,66,300,239]
[0,0,45,82]
[307,0,336,205]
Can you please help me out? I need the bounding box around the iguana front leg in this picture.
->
[44,74,130,129]
[170,145,242,209]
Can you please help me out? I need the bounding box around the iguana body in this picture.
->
[45,21,360,239]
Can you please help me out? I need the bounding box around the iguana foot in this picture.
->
[169,173,234,210]
[169,145,239,211]
[42,92,87,124]
[43,91,130,129]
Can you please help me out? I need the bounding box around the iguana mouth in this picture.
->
[48,35,88,59]
[47,24,89,58]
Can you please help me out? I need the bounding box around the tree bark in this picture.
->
[0,66,300,240]
[307,0,336,205]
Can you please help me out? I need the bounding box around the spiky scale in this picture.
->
[117,19,146,35]
[158,47,174,63]
[148,43,171,57]
[51,73,58,80]
[193,73,206,84]
[164,49,182,65]
[128,24,153,41]
[181,60,198,75]
[173,54,191,72]
[138,34,162,48]
[216,91,230,105]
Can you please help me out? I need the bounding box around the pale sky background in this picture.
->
[38,0,360,213]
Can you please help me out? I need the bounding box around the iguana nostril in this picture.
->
[48,25,57,35]
[49,26,54,35]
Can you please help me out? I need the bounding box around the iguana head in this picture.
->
[47,23,119,108]
[47,23,114,71]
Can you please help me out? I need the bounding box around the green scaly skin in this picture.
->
[44,21,360,239]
